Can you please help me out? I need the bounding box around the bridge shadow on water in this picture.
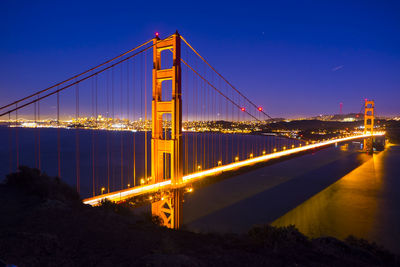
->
[183,144,370,232]
[184,144,400,254]
[271,144,400,254]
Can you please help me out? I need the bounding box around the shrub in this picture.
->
[5,166,80,204]
[139,211,164,226]
[98,199,133,216]
[248,224,310,249]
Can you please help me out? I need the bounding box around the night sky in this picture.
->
[1,0,399,117]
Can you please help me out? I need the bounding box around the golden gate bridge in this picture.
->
[0,31,384,229]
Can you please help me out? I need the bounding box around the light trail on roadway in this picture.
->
[83,132,385,206]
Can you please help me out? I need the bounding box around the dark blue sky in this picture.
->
[1,0,399,117]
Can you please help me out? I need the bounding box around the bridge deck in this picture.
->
[83,133,384,206]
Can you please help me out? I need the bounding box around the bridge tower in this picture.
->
[363,100,374,153]
[151,32,183,229]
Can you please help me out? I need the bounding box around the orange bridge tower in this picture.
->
[151,32,183,229]
[363,100,374,153]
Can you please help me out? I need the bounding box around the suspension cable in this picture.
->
[0,35,176,117]
[0,46,150,116]
[0,39,153,112]
[181,58,260,121]
[181,35,274,121]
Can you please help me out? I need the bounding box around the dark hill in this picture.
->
[0,167,398,266]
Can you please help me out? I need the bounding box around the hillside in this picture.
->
[0,167,398,266]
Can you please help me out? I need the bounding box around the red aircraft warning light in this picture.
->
[155,32,159,37]
[241,107,246,112]
[258,107,263,111]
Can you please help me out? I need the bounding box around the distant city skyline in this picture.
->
[1,0,399,117]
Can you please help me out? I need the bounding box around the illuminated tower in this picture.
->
[151,32,183,229]
[363,100,374,152]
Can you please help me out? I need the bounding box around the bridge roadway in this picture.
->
[83,132,384,206]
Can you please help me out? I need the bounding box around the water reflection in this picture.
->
[185,144,400,253]
[272,151,384,240]
[184,145,368,232]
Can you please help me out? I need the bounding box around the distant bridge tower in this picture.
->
[151,32,183,229]
[363,99,374,153]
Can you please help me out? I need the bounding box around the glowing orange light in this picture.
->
[83,132,385,206]
[241,107,245,112]
[258,107,262,111]
[155,32,159,37]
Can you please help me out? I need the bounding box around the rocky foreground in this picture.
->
[0,167,399,267]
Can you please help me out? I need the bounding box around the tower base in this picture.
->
[364,137,373,154]
[151,189,182,229]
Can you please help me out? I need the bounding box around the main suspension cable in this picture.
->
[181,35,274,121]
[0,35,177,117]
[181,58,260,121]
[0,39,153,112]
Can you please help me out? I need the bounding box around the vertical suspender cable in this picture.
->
[75,83,80,193]
[144,51,148,182]
[57,90,61,178]
[126,60,130,186]
[92,78,95,196]
[140,54,143,180]
[194,69,197,171]
[132,59,136,187]
[120,64,124,189]
[15,104,19,168]
[111,68,115,190]
[184,47,188,175]
[34,101,37,168]
[37,95,41,170]
[106,70,110,192]
[95,75,98,191]
[8,113,12,173]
